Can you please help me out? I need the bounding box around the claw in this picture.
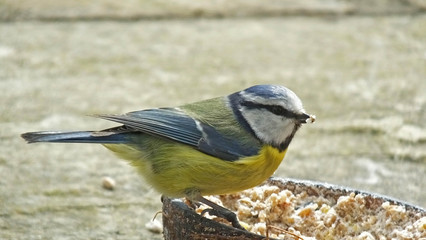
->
[194,195,246,230]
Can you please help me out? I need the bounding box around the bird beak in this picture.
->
[298,113,316,124]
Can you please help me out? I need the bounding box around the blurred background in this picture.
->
[1,0,425,239]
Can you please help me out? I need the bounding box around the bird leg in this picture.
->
[194,195,245,230]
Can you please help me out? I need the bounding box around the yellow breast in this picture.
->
[215,145,287,195]
[104,141,286,197]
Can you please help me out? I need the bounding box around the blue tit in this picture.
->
[22,84,315,229]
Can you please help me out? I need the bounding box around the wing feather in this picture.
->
[97,108,260,161]
[98,108,201,146]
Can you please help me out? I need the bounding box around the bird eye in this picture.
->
[270,106,284,115]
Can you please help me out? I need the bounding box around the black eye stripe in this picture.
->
[267,105,290,116]
[240,101,297,118]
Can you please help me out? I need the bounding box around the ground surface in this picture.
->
[1,0,425,239]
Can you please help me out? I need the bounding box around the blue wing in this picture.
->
[97,108,260,161]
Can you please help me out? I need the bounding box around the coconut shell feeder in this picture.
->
[162,178,426,240]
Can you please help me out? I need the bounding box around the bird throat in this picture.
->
[277,123,301,152]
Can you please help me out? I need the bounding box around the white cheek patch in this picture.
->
[241,108,295,146]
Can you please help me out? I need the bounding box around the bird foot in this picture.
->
[201,207,245,230]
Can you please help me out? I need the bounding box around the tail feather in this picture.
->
[21,131,129,144]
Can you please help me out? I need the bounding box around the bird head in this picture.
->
[228,85,315,151]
